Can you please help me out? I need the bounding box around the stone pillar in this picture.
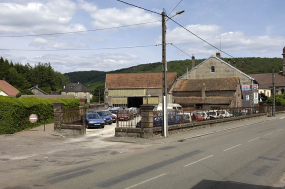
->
[53,102,64,130]
[140,104,155,138]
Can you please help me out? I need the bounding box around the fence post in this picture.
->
[140,104,155,138]
[53,102,64,131]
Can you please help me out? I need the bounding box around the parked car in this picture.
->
[194,111,210,120]
[118,109,132,121]
[177,112,192,122]
[192,112,204,121]
[89,110,113,125]
[208,110,222,119]
[84,113,105,129]
[217,110,231,118]
[103,110,117,123]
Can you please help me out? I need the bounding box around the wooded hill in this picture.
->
[0,57,69,96]
[65,57,283,90]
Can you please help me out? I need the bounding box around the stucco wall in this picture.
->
[181,57,252,85]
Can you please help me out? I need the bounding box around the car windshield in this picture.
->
[87,114,100,119]
[209,112,216,116]
[105,111,112,115]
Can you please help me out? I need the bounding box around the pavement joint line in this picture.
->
[248,137,260,142]
[124,173,167,189]
[184,155,214,167]
[223,144,241,152]
[264,132,274,136]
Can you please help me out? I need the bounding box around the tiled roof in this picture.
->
[106,72,178,89]
[20,95,74,99]
[172,77,239,92]
[29,86,49,95]
[174,96,233,104]
[61,83,90,92]
[250,73,285,88]
[0,80,20,96]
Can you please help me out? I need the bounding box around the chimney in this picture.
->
[282,47,285,76]
[36,84,38,88]
[201,83,206,98]
[192,54,195,69]
[63,86,65,89]
[233,60,236,68]
[228,59,231,65]
[216,52,221,58]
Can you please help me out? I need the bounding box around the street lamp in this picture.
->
[162,10,184,137]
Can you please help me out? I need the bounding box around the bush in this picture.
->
[0,96,80,134]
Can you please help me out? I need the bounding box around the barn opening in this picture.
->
[128,97,143,108]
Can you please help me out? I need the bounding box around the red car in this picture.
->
[192,112,204,121]
[118,109,131,121]
[104,110,117,123]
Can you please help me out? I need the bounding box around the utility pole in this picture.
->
[162,11,168,137]
[272,69,275,116]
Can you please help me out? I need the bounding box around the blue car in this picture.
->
[85,113,105,129]
[136,114,183,128]
[89,110,113,125]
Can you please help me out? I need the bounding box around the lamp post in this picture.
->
[162,10,184,137]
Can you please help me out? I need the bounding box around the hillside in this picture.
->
[64,57,283,90]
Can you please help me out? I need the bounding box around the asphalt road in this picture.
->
[1,115,285,189]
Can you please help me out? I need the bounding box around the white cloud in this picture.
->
[29,38,89,49]
[163,24,285,57]
[78,0,160,29]
[27,53,140,73]
[0,0,86,34]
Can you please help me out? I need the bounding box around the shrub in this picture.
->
[0,96,80,134]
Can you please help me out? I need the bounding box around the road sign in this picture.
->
[29,114,38,123]
[242,85,250,91]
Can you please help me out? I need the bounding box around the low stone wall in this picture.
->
[55,124,85,137]
[115,113,267,138]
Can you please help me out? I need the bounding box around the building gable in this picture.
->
[180,55,254,85]
[0,80,20,97]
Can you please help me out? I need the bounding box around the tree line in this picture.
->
[0,57,69,96]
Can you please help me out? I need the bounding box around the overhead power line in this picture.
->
[168,17,235,58]
[168,0,183,17]
[117,0,161,15]
[0,20,160,38]
[0,44,158,51]
[170,43,192,58]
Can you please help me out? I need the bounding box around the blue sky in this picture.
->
[0,0,284,73]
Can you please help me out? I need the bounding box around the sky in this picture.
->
[0,0,285,74]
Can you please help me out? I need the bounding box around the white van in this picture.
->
[155,103,182,111]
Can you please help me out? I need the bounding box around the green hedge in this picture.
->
[0,96,80,134]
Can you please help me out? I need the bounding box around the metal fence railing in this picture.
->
[115,106,285,128]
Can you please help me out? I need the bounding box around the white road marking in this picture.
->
[223,144,241,152]
[248,137,260,142]
[125,173,167,189]
[276,129,283,132]
[184,155,214,167]
[264,132,274,136]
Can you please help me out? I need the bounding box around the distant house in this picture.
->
[105,72,178,108]
[0,80,20,97]
[29,85,49,95]
[172,77,242,109]
[61,83,91,104]
[249,47,285,97]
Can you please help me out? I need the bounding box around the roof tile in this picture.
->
[0,80,20,96]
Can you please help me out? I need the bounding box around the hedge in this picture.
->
[0,96,80,134]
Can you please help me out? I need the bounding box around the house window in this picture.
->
[211,66,215,73]
[75,92,78,96]
[281,89,285,94]
[84,92,86,97]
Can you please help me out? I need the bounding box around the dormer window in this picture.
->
[211,66,215,73]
